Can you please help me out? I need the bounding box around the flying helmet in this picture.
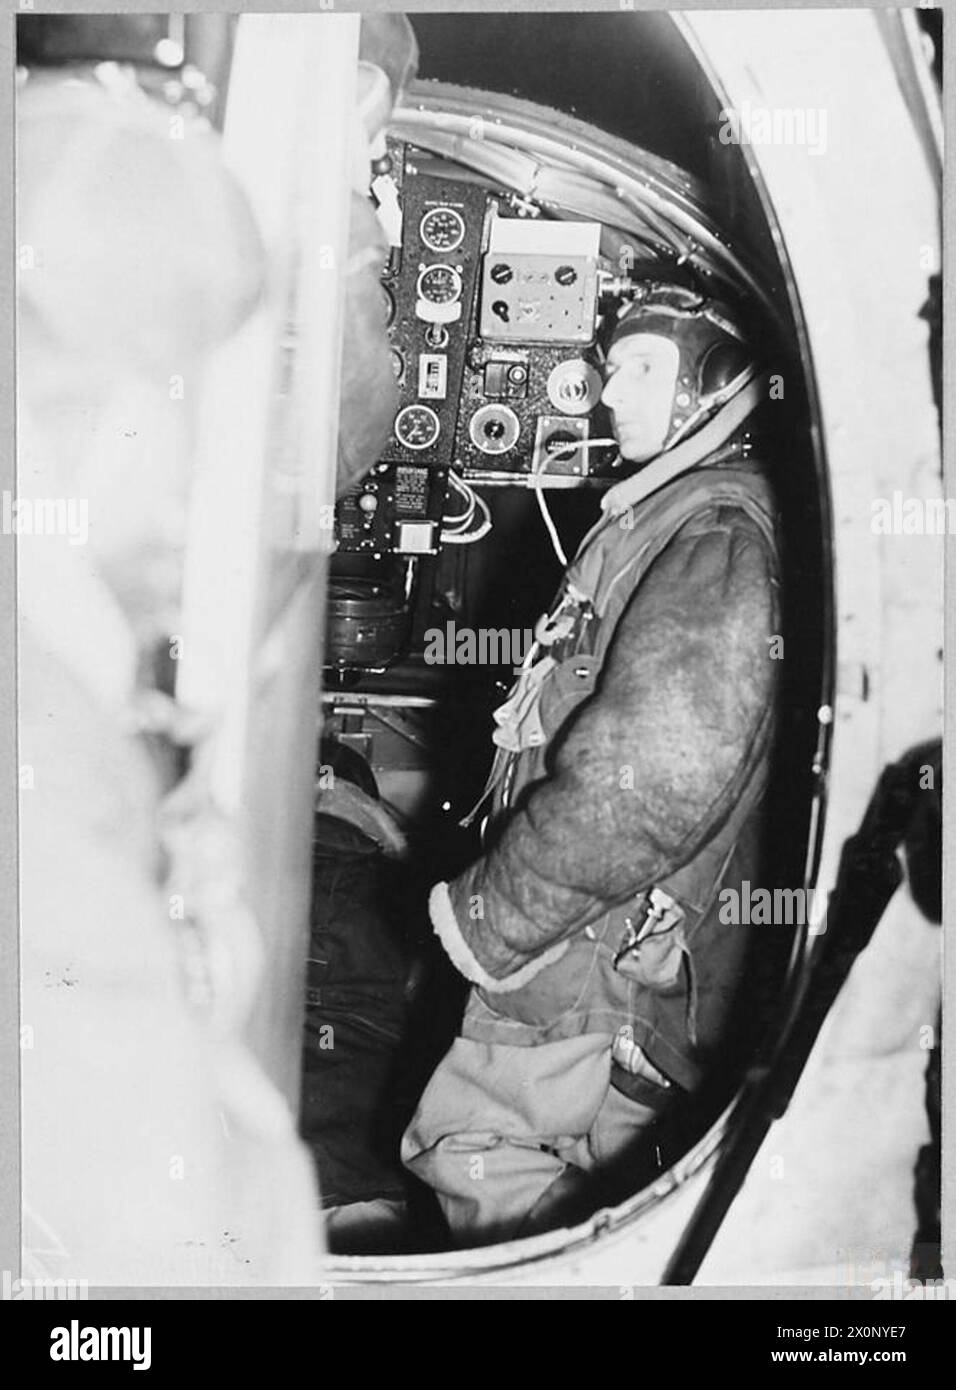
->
[609,280,756,450]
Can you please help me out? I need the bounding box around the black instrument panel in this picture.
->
[334,141,620,556]
[380,164,488,471]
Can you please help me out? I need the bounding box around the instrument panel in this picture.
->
[334,141,621,556]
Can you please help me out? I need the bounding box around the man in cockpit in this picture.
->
[402,281,781,1244]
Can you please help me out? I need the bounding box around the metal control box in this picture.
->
[479,253,599,345]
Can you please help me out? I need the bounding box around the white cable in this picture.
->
[532,482,567,567]
[443,472,478,532]
[442,471,476,532]
[529,437,621,568]
[442,471,493,543]
[443,506,491,543]
[530,446,568,567]
[569,438,619,452]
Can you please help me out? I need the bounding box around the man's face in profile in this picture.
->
[602,332,680,463]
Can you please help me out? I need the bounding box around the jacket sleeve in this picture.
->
[430,504,781,989]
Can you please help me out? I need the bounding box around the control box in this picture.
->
[454,340,614,478]
[478,217,601,345]
[335,459,446,555]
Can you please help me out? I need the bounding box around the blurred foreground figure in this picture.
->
[336,13,418,494]
[17,76,323,1284]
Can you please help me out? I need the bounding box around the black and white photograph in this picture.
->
[3,1,948,1320]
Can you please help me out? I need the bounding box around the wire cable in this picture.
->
[442,471,493,543]
[529,437,620,567]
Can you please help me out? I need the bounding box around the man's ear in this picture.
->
[699,341,752,399]
[357,62,392,148]
[359,13,420,102]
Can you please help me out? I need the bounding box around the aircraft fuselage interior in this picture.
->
[17,10,852,1264]
[311,13,828,1252]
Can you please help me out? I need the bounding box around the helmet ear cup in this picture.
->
[609,287,756,452]
[699,340,752,398]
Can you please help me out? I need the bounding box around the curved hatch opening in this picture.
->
[311,10,832,1273]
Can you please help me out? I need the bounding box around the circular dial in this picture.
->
[416,263,463,306]
[394,403,441,451]
[546,359,603,416]
[419,206,466,253]
[469,403,521,456]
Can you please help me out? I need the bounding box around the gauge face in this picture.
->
[394,404,441,451]
[416,263,463,306]
[469,403,521,455]
[546,359,602,416]
[420,206,466,253]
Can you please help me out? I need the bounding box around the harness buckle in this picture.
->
[613,887,685,973]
